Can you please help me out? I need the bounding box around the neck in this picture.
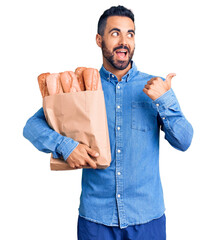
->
[102,57,132,81]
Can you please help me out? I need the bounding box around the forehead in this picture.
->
[105,16,135,33]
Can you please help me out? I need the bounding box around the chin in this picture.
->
[114,60,131,70]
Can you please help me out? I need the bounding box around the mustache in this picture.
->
[113,45,130,53]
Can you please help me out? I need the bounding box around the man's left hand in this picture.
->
[143,73,176,101]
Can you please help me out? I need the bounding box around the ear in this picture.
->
[96,34,102,48]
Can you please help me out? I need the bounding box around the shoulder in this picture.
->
[135,69,165,82]
[132,70,157,82]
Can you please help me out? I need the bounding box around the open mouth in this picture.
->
[115,50,128,59]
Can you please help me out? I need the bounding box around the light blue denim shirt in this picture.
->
[23,61,193,228]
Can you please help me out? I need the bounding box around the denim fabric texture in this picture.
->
[23,61,193,229]
[78,214,166,240]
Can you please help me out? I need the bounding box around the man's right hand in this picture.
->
[66,143,99,169]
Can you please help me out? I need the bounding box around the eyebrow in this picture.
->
[128,30,135,34]
[109,28,135,34]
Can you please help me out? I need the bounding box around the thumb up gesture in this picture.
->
[143,73,176,101]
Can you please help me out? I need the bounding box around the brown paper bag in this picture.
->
[43,90,111,170]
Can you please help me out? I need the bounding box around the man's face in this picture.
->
[100,16,135,70]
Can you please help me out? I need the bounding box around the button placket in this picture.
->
[115,82,126,227]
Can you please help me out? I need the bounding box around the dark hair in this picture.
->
[97,5,134,36]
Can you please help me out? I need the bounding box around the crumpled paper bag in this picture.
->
[43,90,111,170]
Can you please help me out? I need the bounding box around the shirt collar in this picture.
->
[99,60,137,83]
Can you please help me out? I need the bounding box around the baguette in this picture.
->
[46,73,63,95]
[68,71,81,92]
[82,68,102,91]
[37,72,50,98]
[38,67,102,96]
[60,71,71,93]
[75,67,86,91]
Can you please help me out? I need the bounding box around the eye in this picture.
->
[128,33,134,38]
[112,32,118,37]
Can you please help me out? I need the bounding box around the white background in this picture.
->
[1,0,215,239]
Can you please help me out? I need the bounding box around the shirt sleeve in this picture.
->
[153,88,194,151]
[23,107,79,160]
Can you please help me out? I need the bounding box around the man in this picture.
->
[23,5,193,240]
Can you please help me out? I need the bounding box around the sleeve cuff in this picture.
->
[153,88,177,111]
[52,152,61,159]
[56,137,79,161]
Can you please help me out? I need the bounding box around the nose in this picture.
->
[118,34,128,46]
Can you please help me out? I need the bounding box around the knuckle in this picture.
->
[79,160,86,166]
[69,163,75,168]
[80,163,87,167]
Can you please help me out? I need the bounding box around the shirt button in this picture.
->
[162,117,166,120]
[118,172,121,175]
[117,85,120,89]
[112,74,115,78]
[118,194,121,198]
[117,127,120,130]
[156,103,160,107]
[117,105,120,109]
[117,149,121,153]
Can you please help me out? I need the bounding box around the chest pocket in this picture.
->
[131,102,158,132]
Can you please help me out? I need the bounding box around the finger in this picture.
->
[148,79,156,85]
[69,163,76,168]
[85,146,100,157]
[148,77,160,85]
[75,163,81,168]
[143,88,148,94]
[85,157,97,169]
[165,73,176,84]
[67,158,81,169]
[144,84,151,90]
[73,166,82,170]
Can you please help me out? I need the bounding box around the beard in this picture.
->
[101,40,135,70]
